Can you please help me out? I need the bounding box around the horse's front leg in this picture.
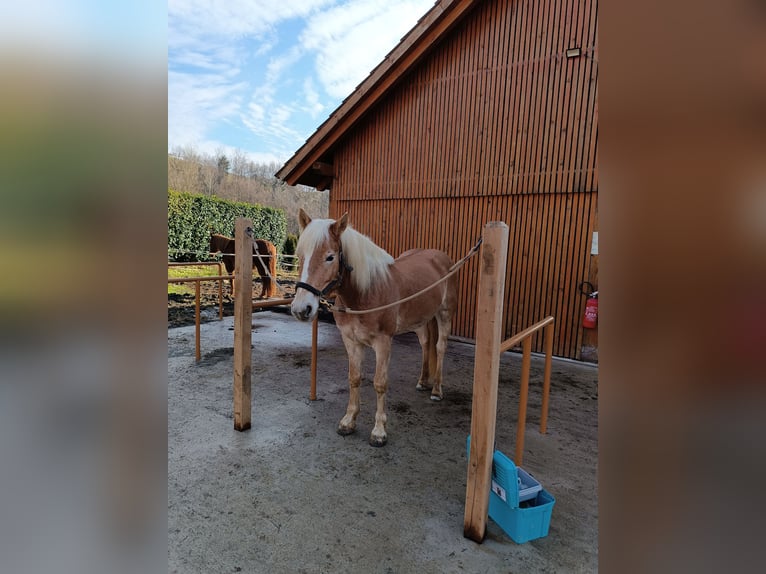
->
[369,336,392,447]
[337,334,364,436]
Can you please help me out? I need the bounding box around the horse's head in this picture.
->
[291,209,348,322]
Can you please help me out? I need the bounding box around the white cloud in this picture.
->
[300,0,434,99]
[168,0,333,42]
[302,78,324,119]
[168,70,246,146]
[168,0,437,164]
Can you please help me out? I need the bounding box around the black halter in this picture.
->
[295,248,353,298]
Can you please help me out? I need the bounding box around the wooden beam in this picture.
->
[464,221,509,543]
[315,176,333,192]
[311,161,335,177]
[233,218,253,431]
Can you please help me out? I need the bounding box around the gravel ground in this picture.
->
[168,310,598,573]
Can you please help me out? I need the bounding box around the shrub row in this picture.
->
[168,189,287,261]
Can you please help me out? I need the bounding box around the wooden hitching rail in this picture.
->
[167,273,232,362]
[168,261,226,322]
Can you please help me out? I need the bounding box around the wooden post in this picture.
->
[194,280,201,362]
[540,321,554,434]
[233,218,253,431]
[515,338,532,466]
[310,316,318,401]
[464,221,509,543]
[218,262,224,320]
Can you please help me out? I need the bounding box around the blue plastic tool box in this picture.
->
[467,436,555,543]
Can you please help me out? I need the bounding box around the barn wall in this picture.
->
[330,0,598,359]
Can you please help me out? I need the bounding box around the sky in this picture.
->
[168,0,436,166]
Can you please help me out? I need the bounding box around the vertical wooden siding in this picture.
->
[331,0,598,359]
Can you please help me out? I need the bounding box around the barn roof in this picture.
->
[275,0,481,190]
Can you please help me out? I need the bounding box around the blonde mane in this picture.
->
[297,219,394,293]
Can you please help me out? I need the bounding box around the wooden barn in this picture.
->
[277,0,598,361]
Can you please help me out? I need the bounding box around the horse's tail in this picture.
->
[264,240,278,298]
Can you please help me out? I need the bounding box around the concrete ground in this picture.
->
[168,309,598,573]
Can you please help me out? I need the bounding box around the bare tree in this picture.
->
[168,145,329,234]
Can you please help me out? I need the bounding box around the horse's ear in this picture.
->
[298,208,312,230]
[330,213,348,239]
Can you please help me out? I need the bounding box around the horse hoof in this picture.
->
[337,426,356,436]
[416,383,428,392]
[369,436,387,447]
[430,394,443,401]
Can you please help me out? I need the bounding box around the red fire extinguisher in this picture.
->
[583,290,598,329]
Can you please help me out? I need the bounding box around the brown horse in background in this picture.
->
[209,233,278,299]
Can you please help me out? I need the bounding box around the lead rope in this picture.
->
[326,238,483,315]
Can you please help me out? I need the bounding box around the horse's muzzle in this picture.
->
[290,300,315,322]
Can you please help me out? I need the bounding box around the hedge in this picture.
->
[168,189,287,261]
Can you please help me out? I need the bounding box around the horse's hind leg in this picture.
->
[430,312,452,401]
[414,325,430,392]
[338,334,364,436]
[415,319,438,393]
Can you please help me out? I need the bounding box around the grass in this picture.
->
[167,263,226,295]
[167,259,299,296]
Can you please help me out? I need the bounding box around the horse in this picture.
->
[290,208,458,447]
[209,233,278,299]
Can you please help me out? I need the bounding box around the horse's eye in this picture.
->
[325,254,335,262]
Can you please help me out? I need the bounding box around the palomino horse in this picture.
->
[209,233,278,299]
[291,209,457,447]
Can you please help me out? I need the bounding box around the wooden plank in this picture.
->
[464,221,509,543]
[483,3,507,191]
[523,0,542,192]
[550,0,575,195]
[542,0,566,194]
[532,0,557,193]
[552,193,571,354]
[472,4,490,198]
[233,217,253,431]
[507,0,529,194]
[581,0,599,193]
[497,0,520,185]
[566,0,587,194]
[576,192,594,356]
[517,0,537,194]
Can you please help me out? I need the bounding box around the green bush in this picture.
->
[168,189,287,261]
[281,233,298,271]
[283,233,297,256]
